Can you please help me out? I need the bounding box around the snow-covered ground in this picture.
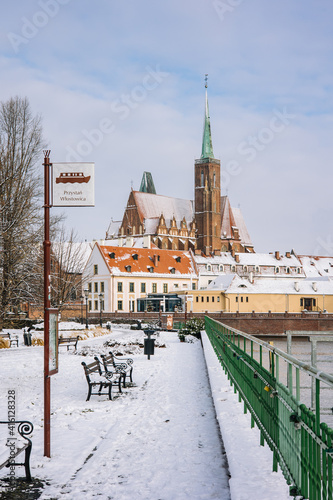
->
[0,324,290,499]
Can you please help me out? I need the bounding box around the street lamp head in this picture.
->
[99,293,103,300]
[84,288,89,299]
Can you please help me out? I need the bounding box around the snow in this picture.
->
[0,325,290,499]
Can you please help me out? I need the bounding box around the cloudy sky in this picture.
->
[1,0,332,255]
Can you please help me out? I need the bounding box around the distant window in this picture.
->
[94,282,98,293]
[148,267,154,273]
[231,265,236,272]
[192,283,196,290]
[212,296,215,302]
[88,282,92,293]
[94,300,98,310]
[201,296,204,302]
[275,267,280,274]
[94,264,98,275]
[196,297,199,303]
[109,252,115,259]
[219,265,224,272]
[201,170,204,186]
[132,253,138,260]
[175,256,181,263]
[286,267,290,274]
[243,266,248,272]
[163,283,168,293]
[300,298,303,307]
[207,264,211,271]
[297,268,301,274]
[117,300,123,311]
[118,282,123,292]
[170,268,175,274]
[141,283,146,293]
[313,299,316,306]
[207,296,209,302]
[125,265,132,272]
[255,266,259,273]
[246,297,249,302]
[241,297,243,302]
[129,282,134,293]
[88,300,92,311]
[217,297,220,302]
[100,282,104,293]
[236,297,238,302]
[152,283,157,293]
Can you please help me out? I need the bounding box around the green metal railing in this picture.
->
[205,317,333,499]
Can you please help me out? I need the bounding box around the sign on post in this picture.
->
[52,163,95,207]
[48,308,59,376]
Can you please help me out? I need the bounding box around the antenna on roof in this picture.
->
[205,74,208,89]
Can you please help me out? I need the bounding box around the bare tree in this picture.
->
[0,96,45,317]
[50,226,91,310]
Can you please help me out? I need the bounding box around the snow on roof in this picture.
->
[232,208,252,246]
[133,191,194,225]
[194,252,302,268]
[298,255,333,278]
[208,275,333,295]
[206,274,236,290]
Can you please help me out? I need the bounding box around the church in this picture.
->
[106,83,254,255]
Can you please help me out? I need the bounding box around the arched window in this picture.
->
[213,172,216,187]
[201,170,204,186]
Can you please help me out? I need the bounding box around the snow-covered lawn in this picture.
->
[0,325,290,499]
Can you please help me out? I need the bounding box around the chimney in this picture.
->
[294,281,300,292]
[231,248,235,258]
[249,272,254,284]
[235,254,240,263]
[285,251,291,258]
[275,251,280,260]
[312,282,317,292]
[154,254,159,267]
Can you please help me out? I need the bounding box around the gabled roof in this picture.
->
[133,191,194,228]
[99,245,197,276]
[220,196,253,247]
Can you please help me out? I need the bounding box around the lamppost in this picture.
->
[80,295,84,324]
[99,293,103,327]
[84,288,89,329]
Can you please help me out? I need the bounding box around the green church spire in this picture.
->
[201,75,214,159]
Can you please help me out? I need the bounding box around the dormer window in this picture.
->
[148,266,154,273]
[219,264,224,272]
[175,256,181,263]
[275,267,280,274]
[170,267,175,274]
[109,252,115,259]
[125,265,132,272]
[207,264,211,272]
[132,253,138,260]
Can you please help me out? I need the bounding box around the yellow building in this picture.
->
[179,275,333,314]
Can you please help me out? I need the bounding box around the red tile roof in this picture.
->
[99,245,195,275]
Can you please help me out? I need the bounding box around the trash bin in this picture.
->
[144,338,155,356]
[23,331,32,346]
[144,329,156,359]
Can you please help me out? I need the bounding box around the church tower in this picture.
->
[195,78,221,255]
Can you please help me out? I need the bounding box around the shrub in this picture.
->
[179,318,204,339]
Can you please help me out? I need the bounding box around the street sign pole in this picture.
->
[43,150,51,458]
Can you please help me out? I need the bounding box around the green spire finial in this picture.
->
[201,75,214,159]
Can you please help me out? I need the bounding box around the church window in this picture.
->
[201,170,204,186]
[213,172,216,187]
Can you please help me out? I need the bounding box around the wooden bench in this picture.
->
[0,333,19,347]
[0,420,33,482]
[58,335,79,351]
[101,351,134,387]
[81,357,123,401]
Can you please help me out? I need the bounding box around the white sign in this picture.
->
[52,163,95,207]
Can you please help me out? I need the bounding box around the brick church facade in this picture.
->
[106,84,254,255]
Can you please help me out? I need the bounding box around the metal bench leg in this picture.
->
[86,385,92,401]
[24,445,32,482]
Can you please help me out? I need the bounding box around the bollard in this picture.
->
[144,329,156,360]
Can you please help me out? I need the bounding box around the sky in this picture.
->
[1,0,332,255]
